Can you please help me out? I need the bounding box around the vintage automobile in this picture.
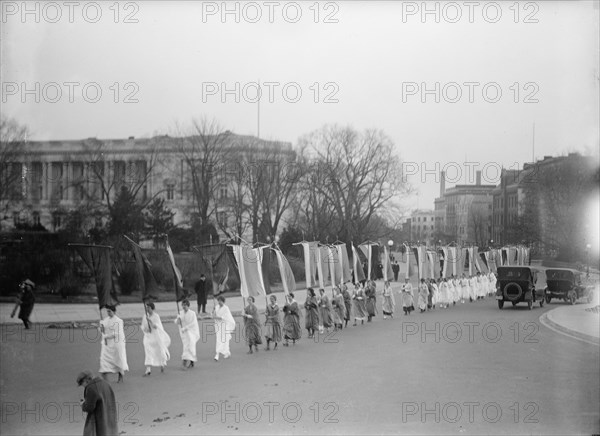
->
[544,268,594,305]
[495,266,545,310]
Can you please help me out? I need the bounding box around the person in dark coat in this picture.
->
[77,370,118,436]
[194,274,210,314]
[392,262,400,281]
[11,279,35,329]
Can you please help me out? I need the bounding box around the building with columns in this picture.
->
[2,133,294,237]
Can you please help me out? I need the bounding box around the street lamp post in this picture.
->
[586,243,592,278]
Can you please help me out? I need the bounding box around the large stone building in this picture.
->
[434,171,494,246]
[1,132,295,240]
[409,209,435,245]
[491,153,599,259]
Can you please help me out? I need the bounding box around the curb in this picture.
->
[539,310,600,346]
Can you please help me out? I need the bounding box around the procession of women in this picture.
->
[94,269,497,382]
[87,240,524,381]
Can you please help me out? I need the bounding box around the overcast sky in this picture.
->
[2,1,599,209]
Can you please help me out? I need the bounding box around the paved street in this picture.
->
[1,298,598,435]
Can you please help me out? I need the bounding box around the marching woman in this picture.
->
[365,281,377,322]
[141,302,171,376]
[264,295,282,351]
[476,272,485,299]
[283,293,302,346]
[243,296,262,354]
[331,287,346,331]
[439,278,449,309]
[429,278,439,309]
[453,276,462,305]
[304,288,319,338]
[174,299,200,369]
[318,288,333,332]
[460,274,469,303]
[401,278,415,315]
[213,295,236,361]
[468,274,478,302]
[382,280,396,319]
[341,284,352,328]
[448,276,457,306]
[352,283,368,326]
[417,278,429,313]
[99,305,129,383]
[489,272,497,296]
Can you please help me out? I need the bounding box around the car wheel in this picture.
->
[527,300,532,310]
[498,300,504,309]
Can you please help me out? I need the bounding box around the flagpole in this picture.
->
[124,234,153,332]
[164,235,181,318]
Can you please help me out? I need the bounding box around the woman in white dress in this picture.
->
[460,274,469,303]
[382,281,396,319]
[468,275,478,302]
[213,295,236,361]
[99,305,128,383]
[429,278,439,309]
[439,278,449,309]
[174,299,200,369]
[141,302,171,376]
[417,279,429,313]
[447,277,456,306]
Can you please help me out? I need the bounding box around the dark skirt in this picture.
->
[366,298,376,316]
[283,314,302,340]
[318,307,332,328]
[265,320,282,342]
[305,308,319,330]
[244,319,263,346]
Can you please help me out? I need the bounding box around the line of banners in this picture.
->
[69,239,529,309]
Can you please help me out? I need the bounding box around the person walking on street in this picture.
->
[77,370,118,436]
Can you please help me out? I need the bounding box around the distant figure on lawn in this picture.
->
[10,279,35,329]
[194,274,210,314]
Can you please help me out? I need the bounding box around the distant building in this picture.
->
[434,171,494,246]
[409,209,435,245]
[1,133,294,241]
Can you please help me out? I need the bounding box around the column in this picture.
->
[42,162,48,201]
[62,162,68,201]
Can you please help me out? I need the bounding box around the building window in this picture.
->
[216,211,227,228]
[166,184,175,200]
[219,186,228,199]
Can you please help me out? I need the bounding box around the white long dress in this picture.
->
[460,278,469,301]
[431,282,440,306]
[439,282,449,306]
[99,315,129,374]
[469,277,477,300]
[142,312,171,367]
[215,304,236,357]
[175,309,200,362]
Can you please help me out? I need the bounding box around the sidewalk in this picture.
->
[0,280,410,326]
[540,302,600,346]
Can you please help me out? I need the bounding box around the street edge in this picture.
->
[539,310,600,346]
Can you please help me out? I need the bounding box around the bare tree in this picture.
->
[296,125,409,243]
[257,148,300,241]
[72,138,162,221]
[0,116,29,229]
[174,117,232,227]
